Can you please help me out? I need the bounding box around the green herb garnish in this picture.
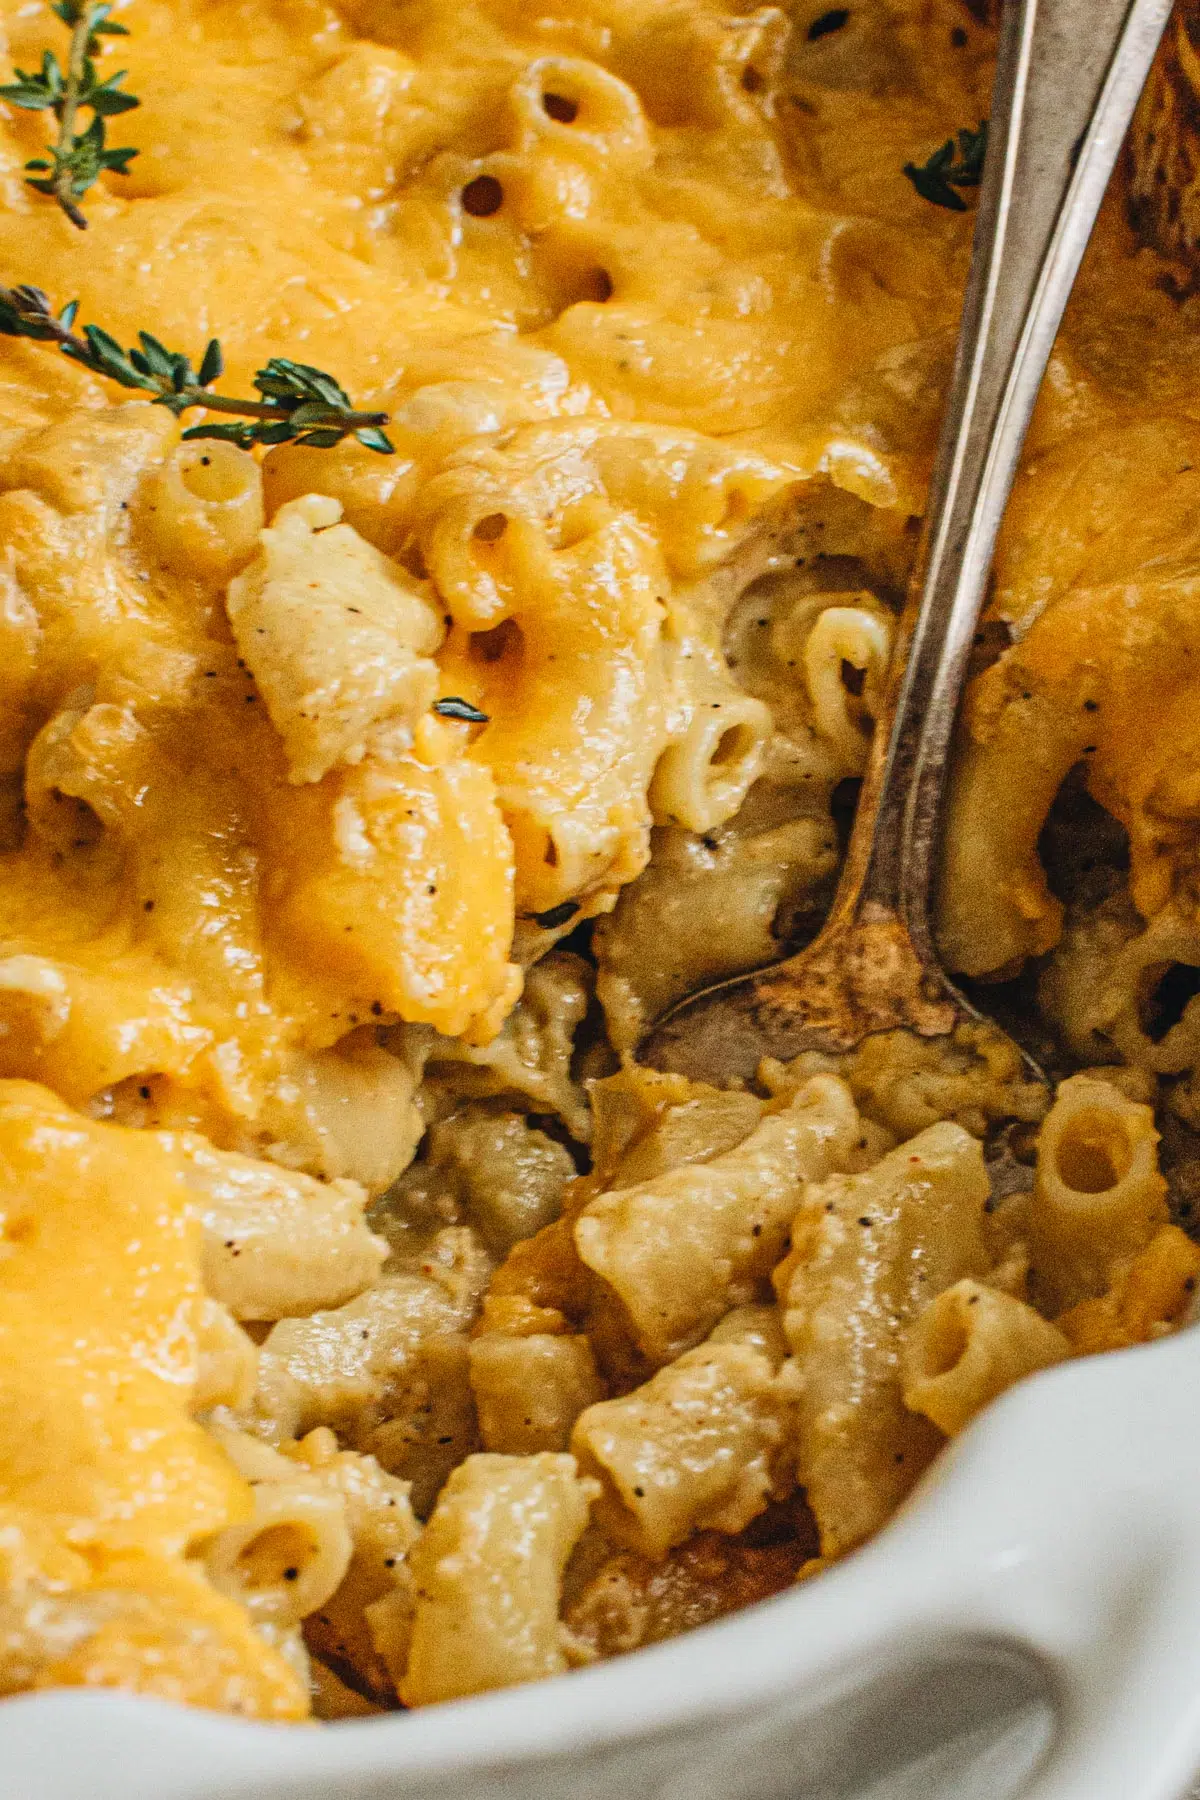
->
[903,121,988,212]
[0,1,138,230]
[0,283,394,452]
[433,698,489,723]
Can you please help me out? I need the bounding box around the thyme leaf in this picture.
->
[903,120,988,212]
[433,698,489,723]
[0,283,394,452]
[0,0,139,229]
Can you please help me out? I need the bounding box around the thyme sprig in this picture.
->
[0,1,138,230]
[903,121,988,212]
[0,284,395,452]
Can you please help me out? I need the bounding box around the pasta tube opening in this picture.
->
[1031,1075,1167,1310]
[203,1482,353,1629]
[509,57,651,167]
[147,440,264,580]
[1052,1108,1134,1194]
[649,690,771,833]
[901,1280,1070,1437]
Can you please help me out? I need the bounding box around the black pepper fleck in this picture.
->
[807,6,850,39]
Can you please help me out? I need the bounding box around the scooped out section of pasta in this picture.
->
[0,0,1198,1722]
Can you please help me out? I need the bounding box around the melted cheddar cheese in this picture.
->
[0,1079,305,1716]
[0,0,991,1143]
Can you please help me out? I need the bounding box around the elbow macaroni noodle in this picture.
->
[0,0,1194,1722]
[900,1281,1071,1439]
[399,1454,595,1707]
[147,440,266,582]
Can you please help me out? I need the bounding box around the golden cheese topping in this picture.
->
[0,1079,305,1716]
[0,0,989,1146]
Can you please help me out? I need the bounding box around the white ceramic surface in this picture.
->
[4,1328,1200,1800]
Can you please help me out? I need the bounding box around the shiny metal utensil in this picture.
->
[642,0,1174,1085]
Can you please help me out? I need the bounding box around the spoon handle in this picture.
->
[838,0,1173,951]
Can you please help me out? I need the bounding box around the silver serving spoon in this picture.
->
[642,0,1173,1086]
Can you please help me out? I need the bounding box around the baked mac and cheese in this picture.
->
[0,0,1196,1720]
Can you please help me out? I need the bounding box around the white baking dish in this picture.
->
[5,1327,1199,1800]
